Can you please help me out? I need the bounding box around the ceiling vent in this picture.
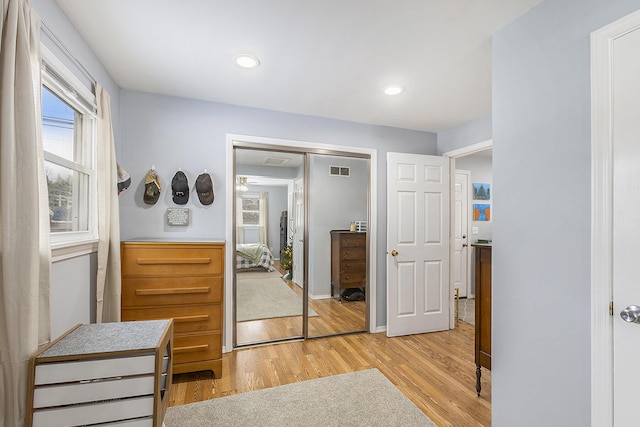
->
[263,156,290,166]
[330,166,350,177]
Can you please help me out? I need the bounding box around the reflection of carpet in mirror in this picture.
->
[236,271,318,321]
[458,298,475,325]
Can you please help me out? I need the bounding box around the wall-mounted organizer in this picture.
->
[355,220,367,232]
[26,320,173,427]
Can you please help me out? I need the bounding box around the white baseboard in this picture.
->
[309,293,332,300]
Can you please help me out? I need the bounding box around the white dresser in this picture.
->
[26,320,173,427]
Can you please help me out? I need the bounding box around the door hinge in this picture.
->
[610,301,614,316]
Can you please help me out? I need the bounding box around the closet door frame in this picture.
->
[225,134,377,351]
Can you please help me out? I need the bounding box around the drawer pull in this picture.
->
[173,315,210,323]
[135,287,210,296]
[174,344,208,354]
[136,257,212,265]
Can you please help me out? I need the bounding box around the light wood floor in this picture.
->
[170,321,491,427]
[237,262,366,345]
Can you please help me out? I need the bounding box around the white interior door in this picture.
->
[454,171,470,298]
[292,177,304,286]
[612,24,640,425]
[387,152,450,337]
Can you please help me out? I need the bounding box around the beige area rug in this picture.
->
[164,369,436,427]
[458,297,475,325]
[236,270,318,322]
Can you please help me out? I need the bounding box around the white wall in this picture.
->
[455,154,493,241]
[119,89,437,327]
[308,155,368,298]
[492,0,640,425]
[437,114,491,154]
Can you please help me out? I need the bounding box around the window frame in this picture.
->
[41,45,99,257]
[240,193,261,227]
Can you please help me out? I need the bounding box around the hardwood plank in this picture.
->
[170,321,491,426]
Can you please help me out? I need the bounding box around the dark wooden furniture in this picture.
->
[330,230,366,299]
[472,243,492,396]
[121,240,224,377]
[27,320,173,427]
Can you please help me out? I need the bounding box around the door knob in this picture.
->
[462,244,468,247]
[620,305,640,323]
[390,250,399,257]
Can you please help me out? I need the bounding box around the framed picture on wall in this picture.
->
[473,183,490,200]
[473,204,491,221]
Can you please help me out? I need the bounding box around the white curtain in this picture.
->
[259,192,268,245]
[95,84,122,323]
[0,1,51,425]
[235,194,244,244]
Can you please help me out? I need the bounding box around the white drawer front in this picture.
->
[102,417,153,426]
[33,375,155,408]
[32,395,154,427]
[35,354,155,384]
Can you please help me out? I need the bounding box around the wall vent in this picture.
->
[263,156,290,166]
[329,166,350,177]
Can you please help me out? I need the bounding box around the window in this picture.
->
[41,46,97,247]
[236,193,268,244]
[241,195,260,225]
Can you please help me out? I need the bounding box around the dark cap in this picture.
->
[117,163,131,195]
[143,169,161,205]
[195,173,214,205]
[171,170,189,204]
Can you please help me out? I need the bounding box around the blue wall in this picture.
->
[492,0,640,425]
[118,89,437,327]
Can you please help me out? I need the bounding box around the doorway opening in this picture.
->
[444,140,493,327]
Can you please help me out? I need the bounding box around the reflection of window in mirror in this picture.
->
[237,192,268,245]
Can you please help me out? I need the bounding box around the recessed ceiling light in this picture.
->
[383,85,405,96]
[234,54,260,69]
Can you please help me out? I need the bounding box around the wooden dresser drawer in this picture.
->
[340,270,366,284]
[341,260,366,273]
[340,247,366,260]
[339,234,366,247]
[122,276,222,307]
[121,244,223,277]
[173,333,222,364]
[122,304,221,334]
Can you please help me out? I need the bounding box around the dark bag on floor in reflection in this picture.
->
[342,287,365,301]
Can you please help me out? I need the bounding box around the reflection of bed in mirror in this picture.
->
[236,243,275,271]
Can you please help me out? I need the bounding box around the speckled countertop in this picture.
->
[39,320,170,359]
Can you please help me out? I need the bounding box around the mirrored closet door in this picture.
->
[234,147,368,347]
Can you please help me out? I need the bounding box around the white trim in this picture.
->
[442,139,493,158]
[443,141,491,329]
[41,45,95,113]
[589,9,640,427]
[51,240,99,262]
[224,134,378,352]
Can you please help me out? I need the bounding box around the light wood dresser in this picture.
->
[121,240,224,377]
[330,230,367,299]
[27,319,173,427]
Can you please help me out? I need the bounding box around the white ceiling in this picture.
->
[56,0,541,133]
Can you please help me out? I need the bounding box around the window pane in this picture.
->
[242,197,259,211]
[45,161,89,233]
[242,212,260,225]
[42,86,80,162]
